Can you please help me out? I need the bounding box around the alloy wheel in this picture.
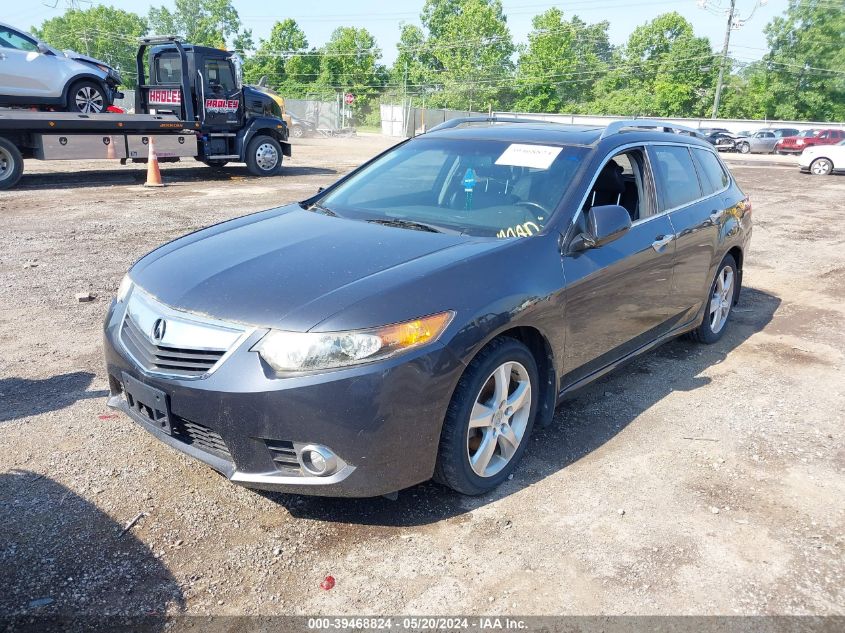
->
[709,265,734,334]
[255,142,279,171]
[0,147,11,182]
[811,158,832,175]
[466,361,532,478]
[75,86,105,113]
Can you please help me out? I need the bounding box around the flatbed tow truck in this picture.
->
[0,36,291,190]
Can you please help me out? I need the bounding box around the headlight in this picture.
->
[253,311,454,373]
[116,275,133,303]
[796,139,804,145]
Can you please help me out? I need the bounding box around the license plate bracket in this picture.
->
[122,372,172,435]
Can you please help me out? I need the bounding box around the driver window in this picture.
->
[204,60,236,92]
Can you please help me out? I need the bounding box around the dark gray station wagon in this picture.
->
[103,118,752,497]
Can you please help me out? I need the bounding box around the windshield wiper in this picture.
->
[366,218,443,233]
[301,201,338,217]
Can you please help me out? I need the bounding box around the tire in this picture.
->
[688,254,739,345]
[66,80,107,113]
[291,125,304,139]
[434,337,539,495]
[809,157,833,176]
[0,137,24,191]
[202,159,229,169]
[738,142,750,154]
[245,135,283,176]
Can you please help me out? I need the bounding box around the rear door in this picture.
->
[650,144,725,325]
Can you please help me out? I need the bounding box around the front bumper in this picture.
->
[103,298,464,497]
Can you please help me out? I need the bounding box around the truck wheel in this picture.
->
[246,135,283,176]
[202,160,229,169]
[0,137,24,190]
[67,80,107,113]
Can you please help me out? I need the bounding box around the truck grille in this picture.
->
[171,416,232,461]
[121,315,225,378]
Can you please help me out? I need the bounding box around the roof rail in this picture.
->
[427,115,557,133]
[599,119,706,140]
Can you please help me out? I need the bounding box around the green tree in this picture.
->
[32,7,148,88]
[757,0,845,121]
[591,12,715,117]
[513,8,611,113]
[148,0,251,49]
[242,19,316,93]
[420,0,515,111]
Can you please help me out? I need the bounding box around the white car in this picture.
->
[799,140,845,176]
[0,22,123,113]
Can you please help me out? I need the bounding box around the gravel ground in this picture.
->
[0,135,843,619]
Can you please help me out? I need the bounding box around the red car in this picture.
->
[776,128,845,154]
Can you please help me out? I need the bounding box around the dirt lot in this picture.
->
[1,135,843,619]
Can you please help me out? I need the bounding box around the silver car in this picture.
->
[735,128,800,154]
[0,22,122,113]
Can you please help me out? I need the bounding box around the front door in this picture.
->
[200,56,242,128]
[561,147,678,386]
[0,28,63,99]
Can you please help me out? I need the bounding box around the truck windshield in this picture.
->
[319,137,586,238]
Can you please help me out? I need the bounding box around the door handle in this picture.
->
[652,234,675,251]
[0,53,6,61]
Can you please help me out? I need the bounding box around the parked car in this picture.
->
[776,128,845,155]
[799,139,845,175]
[103,118,751,498]
[734,128,800,154]
[707,131,739,152]
[288,113,317,139]
[0,22,123,113]
[698,127,730,137]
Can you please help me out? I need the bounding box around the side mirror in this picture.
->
[573,204,631,251]
[37,43,51,55]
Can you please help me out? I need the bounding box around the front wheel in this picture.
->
[434,337,539,495]
[0,137,24,190]
[809,157,833,176]
[291,125,304,139]
[67,80,107,113]
[245,135,283,176]
[688,254,739,344]
[738,142,750,154]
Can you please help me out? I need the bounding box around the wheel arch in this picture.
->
[239,119,292,158]
[61,74,110,103]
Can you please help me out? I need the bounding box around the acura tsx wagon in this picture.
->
[103,118,752,497]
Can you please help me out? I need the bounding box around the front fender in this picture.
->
[238,117,291,158]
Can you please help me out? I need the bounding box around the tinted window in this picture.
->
[692,149,729,195]
[0,28,38,52]
[321,138,587,238]
[651,145,702,211]
[155,54,182,83]
[204,59,236,92]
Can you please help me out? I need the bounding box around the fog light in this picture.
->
[299,445,338,476]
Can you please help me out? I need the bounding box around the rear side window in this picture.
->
[650,145,702,211]
[692,149,729,195]
[155,54,182,83]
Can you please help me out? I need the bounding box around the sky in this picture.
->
[7,0,788,67]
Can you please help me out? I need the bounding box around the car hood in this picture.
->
[129,205,480,332]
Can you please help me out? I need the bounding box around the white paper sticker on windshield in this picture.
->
[495,144,562,170]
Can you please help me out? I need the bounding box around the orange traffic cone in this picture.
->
[144,137,164,187]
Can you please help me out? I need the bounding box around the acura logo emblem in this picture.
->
[151,318,167,342]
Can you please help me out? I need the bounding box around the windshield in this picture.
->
[799,129,820,138]
[319,137,586,238]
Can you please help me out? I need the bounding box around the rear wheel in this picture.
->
[0,137,23,191]
[434,337,539,495]
[67,80,107,113]
[688,254,738,344]
[809,157,833,176]
[245,135,283,176]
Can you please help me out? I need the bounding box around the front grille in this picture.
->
[171,415,232,461]
[121,315,225,378]
[265,439,301,472]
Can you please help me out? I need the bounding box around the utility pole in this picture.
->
[703,0,768,119]
[711,0,736,119]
